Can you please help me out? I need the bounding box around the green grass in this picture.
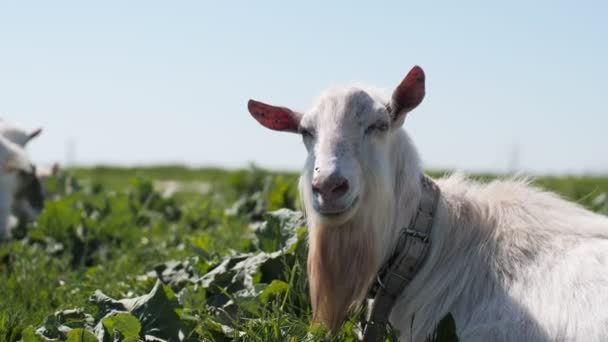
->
[1,166,607,341]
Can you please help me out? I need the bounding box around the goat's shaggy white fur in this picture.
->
[249,72,608,341]
[379,131,608,341]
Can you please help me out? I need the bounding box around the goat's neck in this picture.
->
[379,130,425,263]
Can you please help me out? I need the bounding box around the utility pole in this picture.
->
[508,142,520,174]
[66,138,76,167]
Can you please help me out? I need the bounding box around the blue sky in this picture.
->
[0,1,606,174]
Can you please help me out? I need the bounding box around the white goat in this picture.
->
[0,135,37,240]
[247,66,608,341]
[0,119,45,239]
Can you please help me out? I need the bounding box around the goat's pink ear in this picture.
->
[248,99,301,133]
[389,66,425,126]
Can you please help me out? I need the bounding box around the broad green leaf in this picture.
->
[34,309,94,340]
[18,327,48,342]
[91,280,189,341]
[151,258,199,291]
[66,328,98,342]
[254,209,305,253]
[101,313,141,338]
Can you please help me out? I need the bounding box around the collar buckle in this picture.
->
[404,227,430,243]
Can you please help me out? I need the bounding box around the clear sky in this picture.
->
[1,1,606,174]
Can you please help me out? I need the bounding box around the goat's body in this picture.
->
[385,133,608,341]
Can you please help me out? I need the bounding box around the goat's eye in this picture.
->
[365,121,389,135]
[299,128,314,139]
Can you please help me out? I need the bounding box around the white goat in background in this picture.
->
[0,135,39,240]
[247,66,608,341]
[0,119,46,240]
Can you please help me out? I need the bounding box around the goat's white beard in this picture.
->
[300,164,394,331]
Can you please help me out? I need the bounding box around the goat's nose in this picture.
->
[312,174,350,200]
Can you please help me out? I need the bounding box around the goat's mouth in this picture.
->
[314,195,359,218]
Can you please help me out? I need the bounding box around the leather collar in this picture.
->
[363,175,440,341]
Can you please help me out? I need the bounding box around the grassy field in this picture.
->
[1,166,608,341]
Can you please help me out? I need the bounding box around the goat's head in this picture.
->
[0,119,42,147]
[248,66,426,330]
[248,66,425,226]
